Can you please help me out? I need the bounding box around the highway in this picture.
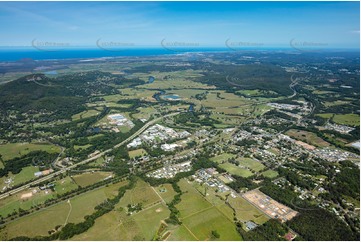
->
[0,112,180,200]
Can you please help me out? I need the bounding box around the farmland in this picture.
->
[174,179,242,241]
[1,180,128,240]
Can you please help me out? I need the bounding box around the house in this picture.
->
[246,221,258,230]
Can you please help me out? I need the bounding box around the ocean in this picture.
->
[0,48,230,61]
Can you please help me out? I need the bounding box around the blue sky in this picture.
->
[0,1,359,48]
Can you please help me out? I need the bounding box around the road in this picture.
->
[0,112,180,200]
[288,74,298,98]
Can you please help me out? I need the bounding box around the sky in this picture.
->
[0,1,359,49]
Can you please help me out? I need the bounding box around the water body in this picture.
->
[44,70,58,75]
[152,90,166,101]
[161,94,181,100]
[0,48,229,61]
[148,76,155,83]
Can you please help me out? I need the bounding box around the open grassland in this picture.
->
[2,181,128,240]
[116,179,161,209]
[228,196,269,225]
[173,179,242,241]
[71,109,100,121]
[237,89,279,97]
[0,189,54,217]
[128,148,148,159]
[12,166,39,186]
[53,176,79,195]
[167,224,198,241]
[134,70,214,90]
[261,170,279,179]
[219,163,254,178]
[0,143,61,161]
[237,158,265,172]
[1,166,41,190]
[211,153,237,163]
[155,183,177,203]
[286,129,330,147]
[72,171,113,187]
[86,156,105,167]
[132,106,157,120]
[332,114,360,126]
[72,179,168,241]
[74,144,92,151]
[322,100,350,107]
[316,113,360,126]
[72,202,170,241]
[182,207,242,241]
[176,179,213,219]
[201,91,253,110]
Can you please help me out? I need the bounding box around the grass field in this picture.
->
[176,179,213,219]
[116,179,161,209]
[167,224,198,241]
[332,114,360,126]
[211,153,237,163]
[73,179,169,241]
[54,176,79,195]
[261,170,279,179]
[72,202,170,241]
[2,181,128,240]
[1,166,41,190]
[74,144,92,151]
[172,179,242,241]
[0,189,54,217]
[181,206,242,240]
[72,172,113,187]
[219,163,254,178]
[286,129,330,147]
[128,148,148,159]
[71,109,100,121]
[155,183,177,203]
[228,196,269,225]
[237,158,265,172]
[12,166,39,186]
[316,113,360,126]
[0,143,61,161]
[86,156,106,167]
